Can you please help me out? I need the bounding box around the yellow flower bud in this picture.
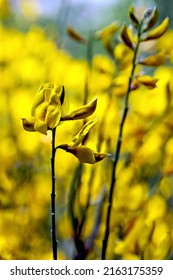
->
[71,146,96,164]
[120,25,134,50]
[141,17,169,41]
[129,5,139,27]
[95,22,118,39]
[143,7,158,32]
[137,75,159,89]
[138,50,166,67]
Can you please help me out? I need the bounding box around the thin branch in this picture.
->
[51,127,58,260]
[101,22,143,260]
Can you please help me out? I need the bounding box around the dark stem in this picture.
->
[51,127,58,260]
[101,24,142,260]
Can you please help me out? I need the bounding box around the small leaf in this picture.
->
[137,75,159,89]
[70,118,98,147]
[141,17,169,41]
[95,22,118,39]
[129,5,139,27]
[61,98,97,121]
[138,50,166,66]
[120,25,134,50]
[67,26,87,43]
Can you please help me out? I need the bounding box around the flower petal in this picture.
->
[61,98,97,121]
[70,118,98,147]
[143,7,158,32]
[58,144,107,164]
[120,25,134,50]
[95,22,118,39]
[66,146,96,164]
[141,17,169,41]
[129,5,139,27]
[22,117,47,135]
[21,117,37,132]
[137,75,159,89]
[138,50,166,67]
[33,101,48,121]
[31,89,45,116]
[52,84,65,105]
[94,152,108,162]
[31,83,65,117]
[46,104,62,129]
[34,119,47,135]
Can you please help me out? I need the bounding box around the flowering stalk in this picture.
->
[101,15,144,260]
[102,52,139,260]
[51,127,57,260]
[101,6,169,260]
[22,83,107,260]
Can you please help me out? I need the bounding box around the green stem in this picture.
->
[84,31,93,106]
[68,32,94,259]
[101,24,142,260]
[51,127,57,260]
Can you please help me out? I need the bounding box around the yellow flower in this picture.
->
[22,82,98,135]
[56,118,108,164]
[22,83,65,135]
[58,144,107,164]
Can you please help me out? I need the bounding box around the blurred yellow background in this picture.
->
[1,0,173,260]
